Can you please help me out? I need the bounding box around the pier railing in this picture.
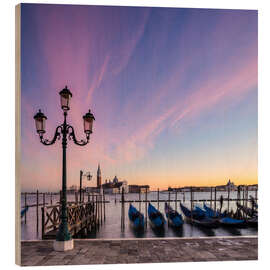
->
[41,201,96,239]
[21,191,106,239]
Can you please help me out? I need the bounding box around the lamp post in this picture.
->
[34,86,95,251]
[79,170,92,203]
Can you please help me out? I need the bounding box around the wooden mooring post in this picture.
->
[242,186,245,211]
[139,189,141,212]
[175,190,177,211]
[24,192,27,224]
[103,190,106,222]
[36,190,39,233]
[145,188,148,228]
[246,185,249,208]
[121,188,125,231]
[214,187,217,212]
[190,187,193,223]
[168,191,171,206]
[50,192,53,205]
[95,195,98,229]
[157,188,160,210]
[100,194,103,225]
[227,186,230,212]
[210,187,212,208]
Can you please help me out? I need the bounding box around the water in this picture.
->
[20,191,258,240]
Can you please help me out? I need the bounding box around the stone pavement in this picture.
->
[20,236,258,266]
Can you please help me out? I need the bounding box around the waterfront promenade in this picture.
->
[21,236,257,266]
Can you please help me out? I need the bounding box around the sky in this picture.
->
[20,4,258,192]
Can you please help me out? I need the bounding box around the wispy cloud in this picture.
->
[21,5,257,190]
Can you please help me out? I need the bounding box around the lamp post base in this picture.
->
[53,239,74,251]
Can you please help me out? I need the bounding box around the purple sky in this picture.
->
[20,4,257,191]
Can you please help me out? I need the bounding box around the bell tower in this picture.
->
[97,163,101,187]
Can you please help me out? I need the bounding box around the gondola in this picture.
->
[249,195,258,209]
[164,202,183,228]
[21,206,29,218]
[218,216,246,227]
[236,202,258,218]
[203,203,225,219]
[180,203,218,228]
[246,216,258,227]
[128,204,144,230]
[236,202,258,227]
[148,203,166,229]
[203,203,246,227]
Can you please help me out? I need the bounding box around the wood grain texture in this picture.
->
[15,3,21,266]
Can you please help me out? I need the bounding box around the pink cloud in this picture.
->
[107,55,257,164]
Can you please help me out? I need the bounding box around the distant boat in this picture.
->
[21,206,29,218]
[164,203,183,228]
[148,203,166,229]
[128,204,144,230]
[180,203,218,228]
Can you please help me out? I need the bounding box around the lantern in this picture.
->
[83,110,95,134]
[59,86,72,112]
[33,109,47,134]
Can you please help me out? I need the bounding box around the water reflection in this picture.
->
[221,227,241,236]
[170,226,184,237]
[194,225,216,237]
[150,226,165,237]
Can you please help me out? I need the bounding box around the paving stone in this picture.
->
[21,236,258,266]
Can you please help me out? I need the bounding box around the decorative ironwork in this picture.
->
[34,86,95,243]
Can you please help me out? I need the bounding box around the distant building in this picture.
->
[128,185,150,193]
[101,175,129,194]
[216,179,236,191]
[84,164,130,194]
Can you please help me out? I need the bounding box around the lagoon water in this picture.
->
[21,191,258,240]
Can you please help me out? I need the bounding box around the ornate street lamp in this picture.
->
[79,170,92,203]
[33,86,95,251]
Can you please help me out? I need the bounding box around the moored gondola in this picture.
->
[21,206,29,218]
[218,216,246,227]
[148,203,166,229]
[128,204,144,230]
[203,203,246,227]
[203,203,225,219]
[180,203,218,228]
[164,202,183,228]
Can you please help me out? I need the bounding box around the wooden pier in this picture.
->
[41,194,106,239]
[21,191,106,239]
[42,202,96,239]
